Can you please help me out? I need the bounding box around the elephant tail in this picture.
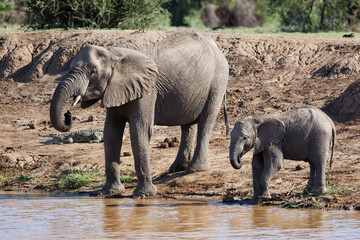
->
[329,126,336,169]
[223,94,230,136]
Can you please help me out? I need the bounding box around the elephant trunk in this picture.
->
[230,143,243,169]
[50,68,88,132]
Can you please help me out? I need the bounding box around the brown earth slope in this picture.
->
[0,30,359,210]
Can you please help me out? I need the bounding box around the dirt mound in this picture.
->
[328,80,360,119]
[0,30,168,82]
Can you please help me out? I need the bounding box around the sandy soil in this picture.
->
[0,30,359,210]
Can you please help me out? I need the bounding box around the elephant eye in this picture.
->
[243,136,249,140]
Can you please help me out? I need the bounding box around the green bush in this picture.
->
[19,0,170,30]
[0,1,12,24]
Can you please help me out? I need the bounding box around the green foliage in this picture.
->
[183,8,205,28]
[0,1,13,24]
[19,0,170,30]
[268,0,359,32]
[326,184,345,195]
[120,167,136,183]
[52,169,103,190]
[0,2,12,12]
[164,0,203,26]
[17,174,36,182]
[0,174,5,187]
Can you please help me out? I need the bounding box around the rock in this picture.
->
[0,153,35,170]
[164,138,172,144]
[172,137,180,143]
[160,142,169,148]
[86,115,94,122]
[28,120,37,129]
[124,152,132,156]
[169,141,179,148]
[330,79,360,118]
[295,165,304,171]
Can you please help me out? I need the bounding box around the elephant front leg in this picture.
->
[258,146,284,200]
[169,124,196,173]
[129,119,157,197]
[252,154,264,199]
[102,114,126,196]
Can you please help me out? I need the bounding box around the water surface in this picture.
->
[1,191,359,239]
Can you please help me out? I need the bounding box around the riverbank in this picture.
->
[0,30,359,210]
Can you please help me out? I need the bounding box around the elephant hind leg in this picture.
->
[185,94,222,174]
[304,161,315,194]
[308,155,328,195]
[169,123,196,173]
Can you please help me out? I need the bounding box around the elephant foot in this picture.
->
[304,185,327,195]
[185,161,210,174]
[133,181,157,197]
[168,162,187,173]
[101,182,125,196]
[254,191,272,201]
[309,186,327,196]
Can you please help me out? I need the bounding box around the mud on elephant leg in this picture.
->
[102,114,126,196]
[169,124,196,173]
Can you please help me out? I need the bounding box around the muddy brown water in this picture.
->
[1,192,360,239]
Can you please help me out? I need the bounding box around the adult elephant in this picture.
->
[50,31,229,197]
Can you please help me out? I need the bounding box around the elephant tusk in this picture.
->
[71,95,81,108]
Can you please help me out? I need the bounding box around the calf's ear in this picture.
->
[254,117,285,154]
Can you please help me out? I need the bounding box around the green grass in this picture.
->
[0,21,357,41]
[0,24,23,34]
[120,167,136,183]
[16,174,36,182]
[50,166,135,190]
[52,169,103,190]
[0,174,36,187]
[326,184,346,195]
[0,174,5,187]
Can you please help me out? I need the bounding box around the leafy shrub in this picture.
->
[0,1,12,24]
[18,0,170,30]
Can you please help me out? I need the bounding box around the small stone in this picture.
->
[295,165,304,171]
[169,141,179,147]
[86,115,94,122]
[160,142,169,148]
[28,121,36,129]
[172,137,180,143]
[124,152,132,156]
[164,138,172,143]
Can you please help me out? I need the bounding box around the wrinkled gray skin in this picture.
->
[229,106,336,199]
[50,31,229,197]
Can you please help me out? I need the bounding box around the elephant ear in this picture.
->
[254,116,285,154]
[101,49,158,108]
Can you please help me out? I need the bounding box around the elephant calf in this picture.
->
[229,105,336,199]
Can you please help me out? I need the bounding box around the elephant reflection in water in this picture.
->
[101,200,213,234]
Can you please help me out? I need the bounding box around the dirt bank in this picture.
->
[0,30,359,210]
